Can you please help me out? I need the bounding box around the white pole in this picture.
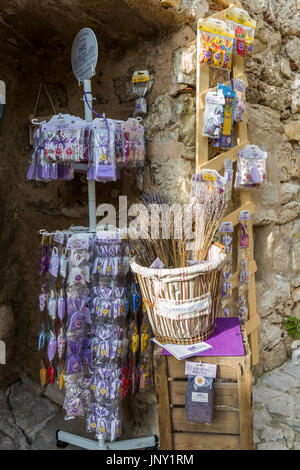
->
[83,79,97,232]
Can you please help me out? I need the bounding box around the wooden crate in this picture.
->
[153,331,253,450]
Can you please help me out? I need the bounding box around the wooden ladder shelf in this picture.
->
[196,2,260,365]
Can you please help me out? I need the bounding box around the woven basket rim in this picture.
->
[129,245,226,279]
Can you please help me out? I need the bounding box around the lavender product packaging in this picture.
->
[185,375,214,424]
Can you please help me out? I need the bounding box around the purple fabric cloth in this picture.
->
[162,318,245,357]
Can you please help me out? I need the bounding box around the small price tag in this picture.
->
[185,362,217,378]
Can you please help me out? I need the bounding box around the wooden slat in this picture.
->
[198,2,242,22]
[153,351,173,450]
[167,356,239,380]
[169,381,239,408]
[237,356,254,449]
[222,201,255,226]
[198,140,249,171]
[172,408,240,434]
[245,313,261,336]
[173,432,240,450]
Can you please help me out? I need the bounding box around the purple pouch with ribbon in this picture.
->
[39,284,47,312]
[95,406,110,436]
[81,337,93,369]
[96,368,112,399]
[40,247,50,275]
[111,326,123,360]
[110,408,121,441]
[67,296,86,332]
[110,368,122,400]
[65,397,84,418]
[96,328,112,360]
[113,287,125,319]
[98,288,113,319]
[87,404,97,432]
[57,291,66,321]
[82,306,92,325]
[49,247,60,278]
[91,245,103,275]
[66,339,82,375]
[47,330,57,362]
[47,291,57,320]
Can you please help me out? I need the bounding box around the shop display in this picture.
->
[198,18,235,70]
[25,1,263,447]
[225,7,256,58]
[36,227,153,441]
[27,115,146,182]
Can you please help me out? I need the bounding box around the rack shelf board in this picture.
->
[196,7,260,366]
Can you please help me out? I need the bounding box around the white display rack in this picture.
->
[42,30,157,451]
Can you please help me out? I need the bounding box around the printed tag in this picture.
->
[192,392,208,403]
[220,222,234,233]
[185,362,217,378]
[239,210,250,221]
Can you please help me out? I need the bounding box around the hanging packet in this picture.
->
[185,361,217,424]
[213,84,236,148]
[202,90,225,139]
[198,18,235,70]
[234,145,267,188]
[89,118,117,182]
[121,119,145,167]
[132,70,151,118]
[225,7,256,58]
[233,78,246,123]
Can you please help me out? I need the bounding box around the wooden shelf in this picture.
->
[196,8,260,366]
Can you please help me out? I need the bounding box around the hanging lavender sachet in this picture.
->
[89,118,117,182]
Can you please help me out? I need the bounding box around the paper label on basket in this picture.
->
[192,392,208,403]
[185,362,217,378]
[156,294,211,320]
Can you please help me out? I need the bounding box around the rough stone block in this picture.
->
[285,37,300,68]
[285,121,300,141]
[160,0,181,8]
[277,201,300,225]
[280,183,299,204]
[172,42,196,86]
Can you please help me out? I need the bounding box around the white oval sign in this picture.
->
[71,28,98,81]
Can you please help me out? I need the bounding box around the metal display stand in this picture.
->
[54,29,157,451]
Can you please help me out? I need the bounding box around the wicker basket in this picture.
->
[130,244,226,345]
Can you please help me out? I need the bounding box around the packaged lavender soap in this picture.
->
[185,375,214,424]
[184,361,217,424]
